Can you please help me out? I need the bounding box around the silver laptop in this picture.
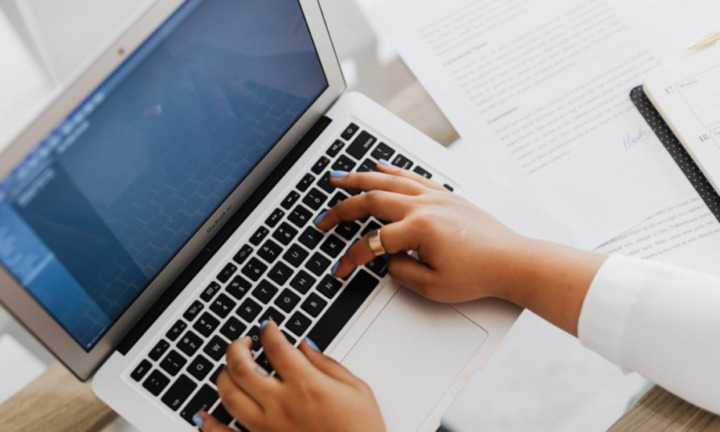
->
[0,1,524,430]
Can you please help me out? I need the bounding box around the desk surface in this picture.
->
[1,76,717,432]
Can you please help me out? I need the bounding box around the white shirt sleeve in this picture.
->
[578,255,720,415]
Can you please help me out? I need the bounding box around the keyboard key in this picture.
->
[290,270,316,294]
[177,331,203,356]
[392,154,413,170]
[335,222,361,241]
[317,172,335,194]
[220,316,247,341]
[286,312,312,337]
[341,123,359,141]
[204,336,230,361]
[332,155,356,172]
[311,156,330,175]
[217,263,237,283]
[306,253,331,276]
[328,191,349,208]
[413,166,432,179]
[273,222,299,245]
[210,293,236,319]
[281,191,300,210]
[149,340,170,361]
[242,257,268,281]
[180,385,218,425]
[346,131,377,160]
[210,364,225,384]
[274,289,301,313]
[307,270,379,351]
[301,293,327,318]
[160,350,187,376]
[193,312,220,337]
[187,355,214,381]
[317,275,343,299]
[255,353,274,374]
[143,369,170,396]
[282,331,297,346]
[299,226,324,249]
[366,256,389,278]
[247,327,262,351]
[371,142,395,161]
[303,188,328,211]
[258,239,283,263]
[268,261,293,285]
[297,173,316,192]
[182,301,204,323]
[131,359,152,382]
[211,403,235,425]
[161,374,196,411]
[233,245,254,265]
[320,234,346,258]
[358,158,378,172]
[362,221,382,236]
[252,280,279,304]
[259,307,286,326]
[327,139,345,157]
[443,184,454,192]
[226,275,252,300]
[250,226,270,246]
[283,244,309,267]
[166,320,187,342]
[265,208,285,228]
[288,205,313,228]
[200,282,221,303]
[238,298,263,322]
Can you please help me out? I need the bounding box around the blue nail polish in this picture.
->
[192,413,204,427]
[330,170,349,178]
[306,338,321,352]
[379,159,392,167]
[313,211,326,226]
[331,261,340,275]
[260,320,269,329]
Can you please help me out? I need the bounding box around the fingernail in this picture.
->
[306,338,321,352]
[313,211,326,226]
[192,413,204,427]
[260,320,269,329]
[331,261,340,275]
[379,159,392,167]
[330,170,349,178]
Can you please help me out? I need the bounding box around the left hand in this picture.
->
[196,320,386,432]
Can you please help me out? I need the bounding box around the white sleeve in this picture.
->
[578,255,720,415]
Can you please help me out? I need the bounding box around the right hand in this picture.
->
[314,162,535,303]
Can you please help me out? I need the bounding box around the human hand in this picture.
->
[314,162,534,303]
[196,321,385,432]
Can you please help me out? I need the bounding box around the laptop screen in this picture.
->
[0,0,328,350]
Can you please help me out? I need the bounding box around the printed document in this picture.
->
[376,0,718,248]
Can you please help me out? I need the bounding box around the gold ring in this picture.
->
[368,229,386,257]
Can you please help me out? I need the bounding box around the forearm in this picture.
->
[498,239,607,337]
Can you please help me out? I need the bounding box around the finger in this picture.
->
[329,170,429,196]
[216,369,264,429]
[195,412,234,432]
[260,320,318,381]
[299,339,363,387]
[225,337,281,404]
[387,254,436,293]
[334,221,419,278]
[377,161,447,192]
[316,190,412,232]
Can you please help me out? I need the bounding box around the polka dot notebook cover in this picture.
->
[631,86,720,223]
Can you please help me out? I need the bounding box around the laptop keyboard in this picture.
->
[127,123,452,429]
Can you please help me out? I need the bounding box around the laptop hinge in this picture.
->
[117,115,333,355]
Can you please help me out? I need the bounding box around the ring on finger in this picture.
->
[368,229,387,257]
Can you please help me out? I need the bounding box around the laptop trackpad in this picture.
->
[341,289,488,432]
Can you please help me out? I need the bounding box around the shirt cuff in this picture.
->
[577,255,651,368]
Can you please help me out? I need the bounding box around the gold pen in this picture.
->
[689,31,720,51]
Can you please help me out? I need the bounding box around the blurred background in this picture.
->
[0,1,649,430]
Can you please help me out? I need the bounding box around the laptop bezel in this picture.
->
[0,0,346,380]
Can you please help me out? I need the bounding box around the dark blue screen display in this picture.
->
[0,0,327,350]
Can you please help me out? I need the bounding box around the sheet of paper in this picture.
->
[375,0,719,248]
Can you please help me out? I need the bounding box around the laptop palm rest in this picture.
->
[342,288,488,432]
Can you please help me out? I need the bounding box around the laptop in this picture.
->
[0,0,528,430]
